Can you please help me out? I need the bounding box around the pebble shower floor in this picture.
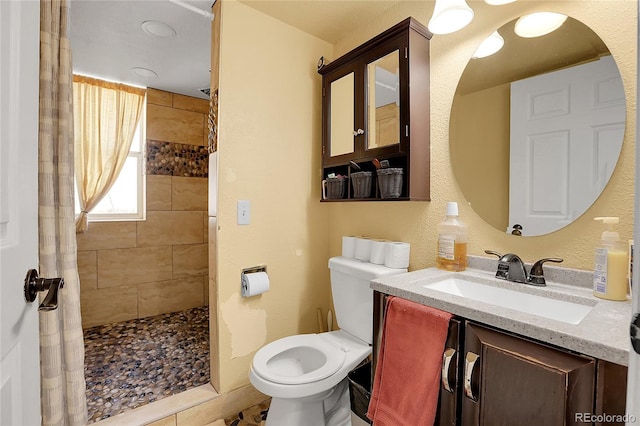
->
[84,306,210,423]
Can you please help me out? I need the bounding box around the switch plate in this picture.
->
[237,200,250,225]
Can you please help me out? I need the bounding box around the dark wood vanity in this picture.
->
[372,291,628,426]
[318,17,431,201]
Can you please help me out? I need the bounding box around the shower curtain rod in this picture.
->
[168,0,214,21]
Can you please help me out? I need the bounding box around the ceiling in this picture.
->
[69,0,402,101]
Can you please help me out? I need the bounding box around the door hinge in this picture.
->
[322,87,325,97]
[632,313,640,354]
[405,125,409,137]
[405,47,408,59]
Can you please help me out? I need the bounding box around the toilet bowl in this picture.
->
[249,256,407,426]
[250,330,371,399]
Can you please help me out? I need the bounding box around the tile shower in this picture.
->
[77,89,212,421]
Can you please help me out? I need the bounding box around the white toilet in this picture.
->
[249,256,407,426]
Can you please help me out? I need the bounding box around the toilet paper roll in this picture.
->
[370,239,387,265]
[241,271,270,297]
[342,236,356,258]
[384,242,410,269]
[354,237,372,261]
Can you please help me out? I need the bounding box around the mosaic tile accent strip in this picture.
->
[147,139,209,177]
[84,306,210,423]
[224,399,271,426]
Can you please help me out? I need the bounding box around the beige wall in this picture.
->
[451,83,510,231]
[328,0,636,272]
[215,0,333,392]
[78,89,210,328]
[212,0,636,393]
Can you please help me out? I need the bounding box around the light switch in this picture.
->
[237,200,250,225]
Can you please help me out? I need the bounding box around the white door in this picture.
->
[509,56,625,236]
[628,2,640,419]
[0,1,42,425]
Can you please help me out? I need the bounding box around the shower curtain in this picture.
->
[38,0,88,424]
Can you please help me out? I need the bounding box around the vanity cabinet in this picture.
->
[371,293,629,426]
[319,17,431,201]
[437,321,628,426]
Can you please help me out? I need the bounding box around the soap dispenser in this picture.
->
[593,217,628,301]
[436,202,468,272]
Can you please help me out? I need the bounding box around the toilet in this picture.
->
[249,256,407,426]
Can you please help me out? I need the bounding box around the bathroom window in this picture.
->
[74,106,146,222]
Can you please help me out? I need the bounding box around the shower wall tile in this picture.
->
[173,244,208,278]
[76,221,137,251]
[147,175,172,211]
[176,384,266,426]
[203,215,209,243]
[173,93,209,115]
[147,104,205,147]
[146,416,176,426]
[172,177,208,211]
[77,250,97,291]
[81,285,138,328]
[138,277,205,317]
[137,211,204,247]
[209,278,219,391]
[78,89,210,329]
[148,87,173,107]
[98,246,173,287]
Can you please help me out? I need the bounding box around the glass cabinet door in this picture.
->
[367,50,400,151]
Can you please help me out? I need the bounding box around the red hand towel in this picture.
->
[367,296,453,426]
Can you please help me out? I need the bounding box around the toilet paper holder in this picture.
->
[241,265,268,297]
[242,265,267,276]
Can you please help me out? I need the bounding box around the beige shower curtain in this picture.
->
[39,0,88,424]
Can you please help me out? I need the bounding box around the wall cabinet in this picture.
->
[319,17,431,201]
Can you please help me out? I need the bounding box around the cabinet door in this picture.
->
[361,39,407,161]
[462,323,595,426]
[436,318,462,426]
[322,62,360,166]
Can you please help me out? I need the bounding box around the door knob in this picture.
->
[24,269,64,311]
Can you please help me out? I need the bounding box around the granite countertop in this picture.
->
[370,256,633,366]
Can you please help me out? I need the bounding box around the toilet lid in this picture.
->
[252,334,346,385]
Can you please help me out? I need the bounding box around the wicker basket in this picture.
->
[351,171,373,198]
[325,176,347,199]
[377,168,403,199]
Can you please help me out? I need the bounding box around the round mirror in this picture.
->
[451,15,626,237]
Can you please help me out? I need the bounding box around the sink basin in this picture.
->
[423,277,595,325]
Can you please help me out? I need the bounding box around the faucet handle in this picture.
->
[528,258,563,286]
[484,250,502,258]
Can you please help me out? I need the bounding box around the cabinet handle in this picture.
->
[441,347,456,393]
[464,351,480,401]
[353,128,365,136]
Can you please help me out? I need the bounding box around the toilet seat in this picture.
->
[252,334,346,385]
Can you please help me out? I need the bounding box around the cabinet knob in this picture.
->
[441,347,457,393]
[464,351,480,401]
[353,128,365,136]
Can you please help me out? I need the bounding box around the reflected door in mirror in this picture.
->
[509,56,624,236]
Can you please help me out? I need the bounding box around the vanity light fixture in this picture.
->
[428,0,474,35]
[141,20,176,38]
[484,0,517,5]
[472,30,504,59]
[514,12,568,38]
[131,67,158,78]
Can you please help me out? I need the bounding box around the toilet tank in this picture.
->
[328,256,407,344]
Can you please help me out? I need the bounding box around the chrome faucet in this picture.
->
[485,250,563,286]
